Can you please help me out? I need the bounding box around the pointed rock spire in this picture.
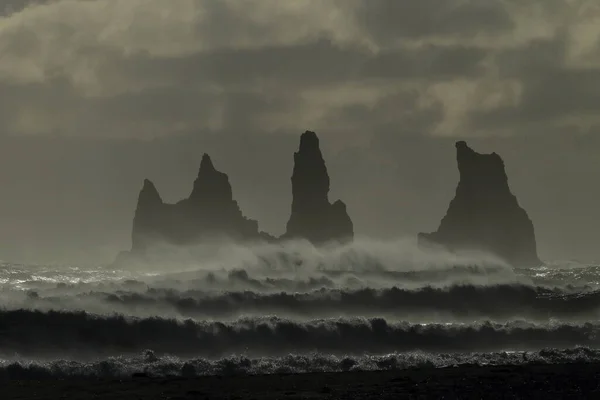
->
[189,152,234,205]
[298,130,321,153]
[131,179,164,251]
[199,153,215,172]
[419,141,541,266]
[129,154,263,253]
[139,179,162,204]
[283,130,353,244]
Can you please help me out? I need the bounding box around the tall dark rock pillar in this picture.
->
[419,141,541,266]
[283,131,353,244]
[131,179,164,252]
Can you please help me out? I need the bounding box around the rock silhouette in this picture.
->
[131,179,165,251]
[282,131,354,244]
[130,154,267,252]
[121,131,353,261]
[419,141,541,267]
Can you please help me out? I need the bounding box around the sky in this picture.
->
[0,0,599,264]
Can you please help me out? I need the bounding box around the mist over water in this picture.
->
[0,237,599,378]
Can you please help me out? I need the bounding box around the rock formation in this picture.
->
[131,179,166,251]
[130,154,268,252]
[282,131,354,244]
[419,141,541,267]
[119,131,354,263]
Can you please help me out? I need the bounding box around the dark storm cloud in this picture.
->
[468,29,600,134]
[359,45,488,81]
[0,0,52,16]
[116,39,368,90]
[469,67,600,133]
[356,0,514,42]
[0,0,592,139]
[319,89,444,138]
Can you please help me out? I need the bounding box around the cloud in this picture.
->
[354,0,514,44]
[0,0,595,139]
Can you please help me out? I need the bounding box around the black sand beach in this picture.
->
[5,362,600,399]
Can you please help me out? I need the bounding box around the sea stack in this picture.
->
[131,179,166,251]
[418,141,541,267]
[130,154,266,252]
[282,131,353,244]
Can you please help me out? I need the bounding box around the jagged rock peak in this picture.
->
[129,153,263,253]
[299,130,320,152]
[418,141,541,267]
[456,141,507,186]
[190,153,233,203]
[456,140,500,164]
[131,179,164,251]
[139,179,163,204]
[456,140,474,160]
[283,130,353,244]
[199,153,215,172]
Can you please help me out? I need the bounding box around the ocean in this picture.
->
[0,238,598,379]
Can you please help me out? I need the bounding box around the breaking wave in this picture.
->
[6,283,600,322]
[1,347,600,379]
[1,238,599,376]
[1,311,599,358]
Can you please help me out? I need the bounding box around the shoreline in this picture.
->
[4,362,600,399]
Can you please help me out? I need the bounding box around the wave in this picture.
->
[2,240,600,374]
[0,265,525,296]
[114,237,511,272]
[1,347,599,379]
[1,238,522,290]
[6,283,600,322]
[0,311,599,358]
[5,239,598,299]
